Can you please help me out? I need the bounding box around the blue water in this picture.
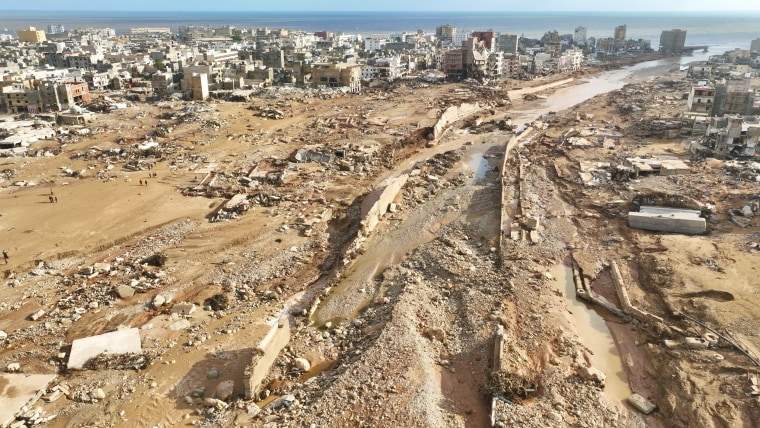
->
[1,11,758,53]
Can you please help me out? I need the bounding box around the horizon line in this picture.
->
[3,9,760,13]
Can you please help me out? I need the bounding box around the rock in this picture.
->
[204,397,228,410]
[29,309,46,321]
[579,366,606,386]
[247,403,261,416]
[115,285,135,299]
[93,263,111,273]
[627,393,657,414]
[88,301,99,309]
[171,302,197,315]
[0,330,7,340]
[741,205,754,218]
[685,336,709,350]
[423,327,446,343]
[152,294,166,307]
[91,388,106,400]
[215,380,235,401]
[545,411,563,423]
[6,362,21,372]
[267,394,296,409]
[293,357,311,371]
[169,320,191,331]
[207,367,219,380]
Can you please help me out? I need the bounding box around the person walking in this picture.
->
[2,250,8,264]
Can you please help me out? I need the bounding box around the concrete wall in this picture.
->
[432,103,482,140]
[506,78,574,100]
[610,261,664,325]
[244,320,290,399]
[628,207,706,235]
[361,174,408,236]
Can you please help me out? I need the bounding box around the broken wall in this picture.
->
[360,174,409,236]
[243,320,291,399]
[432,103,483,140]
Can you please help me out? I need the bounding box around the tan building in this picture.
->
[0,81,90,114]
[686,85,716,115]
[310,63,361,93]
[190,73,209,100]
[17,27,47,43]
[443,49,464,81]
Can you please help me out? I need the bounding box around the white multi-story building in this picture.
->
[487,51,503,77]
[454,31,472,48]
[361,57,401,81]
[364,37,387,52]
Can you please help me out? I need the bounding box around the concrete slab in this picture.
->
[67,328,142,370]
[627,393,657,414]
[628,206,706,234]
[0,373,57,428]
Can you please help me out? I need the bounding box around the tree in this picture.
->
[154,59,165,71]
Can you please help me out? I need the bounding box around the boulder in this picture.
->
[90,388,106,400]
[293,357,311,372]
[215,380,235,401]
[579,366,606,386]
[152,294,166,308]
[115,285,135,299]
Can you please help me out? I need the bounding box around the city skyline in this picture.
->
[2,0,760,12]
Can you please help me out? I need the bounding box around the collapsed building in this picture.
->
[692,115,760,158]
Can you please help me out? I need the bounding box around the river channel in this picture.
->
[303,55,686,402]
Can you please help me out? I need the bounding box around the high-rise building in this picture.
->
[660,29,687,53]
[751,38,760,53]
[17,27,47,43]
[498,34,519,54]
[436,24,457,44]
[574,26,587,45]
[614,25,626,42]
[46,24,65,34]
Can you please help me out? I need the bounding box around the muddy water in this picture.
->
[512,57,685,127]
[551,264,632,402]
[510,60,686,403]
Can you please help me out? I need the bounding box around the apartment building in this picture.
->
[0,80,90,114]
[498,34,519,55]
[310,63,361,93]
[660,29,687,53]
[574,26,588,46]
[17,27,47,43]
[436,24,457,45]
[686,85,716,115]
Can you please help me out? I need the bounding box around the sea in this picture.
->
[1,10,759,56]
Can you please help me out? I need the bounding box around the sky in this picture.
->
[1,0,759,12]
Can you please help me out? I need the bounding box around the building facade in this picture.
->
[660,29,687,53]
[17,27,47,43]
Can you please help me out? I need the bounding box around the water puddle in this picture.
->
[551,264,631,402]
[299,359,337,382]
[466,152,489,181]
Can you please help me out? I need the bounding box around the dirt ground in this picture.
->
[1,63,759,428]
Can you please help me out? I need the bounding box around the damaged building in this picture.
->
[696,115,760,158]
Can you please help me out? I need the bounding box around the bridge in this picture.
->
[683,45,709,53]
